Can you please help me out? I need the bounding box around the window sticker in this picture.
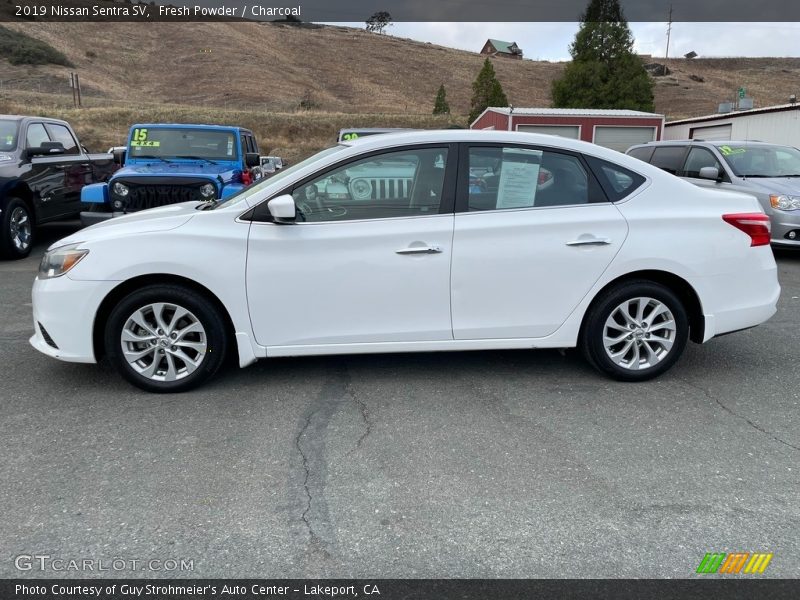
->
[227,136,234,156]
[496,149,541,209]
[719,145,746,156]
[130,128,160,148]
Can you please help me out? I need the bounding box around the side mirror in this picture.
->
[698,166,721,181]
[26,141,65,159]
[245,152,260,168]
[112,148,126,165]
[267,194,296,224]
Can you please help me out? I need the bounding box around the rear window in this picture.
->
[627,146,653,162]
[585,156,646,202]
[650,146,686,175]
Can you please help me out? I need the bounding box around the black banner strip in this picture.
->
[2,579,800,600]
[2,0,800,22]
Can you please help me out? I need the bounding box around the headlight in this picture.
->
[38,243,89,279]
[0,153,13,162]
[200,183,216,199]
[112,182,129,197]
[350,179,373,200]
[770,195,800,211]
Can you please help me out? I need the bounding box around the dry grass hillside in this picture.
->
[2,21,800,160]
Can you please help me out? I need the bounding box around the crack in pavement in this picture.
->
[684,379,800,452]
[346,372,372,453]
[295,409,317,536]
[294,361,371,559]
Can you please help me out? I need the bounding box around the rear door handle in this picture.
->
[566,237,611,247]
[396,245,443,255]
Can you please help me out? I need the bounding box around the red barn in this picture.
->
[471,107,665,152]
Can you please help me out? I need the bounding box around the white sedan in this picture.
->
[30,130,780,392]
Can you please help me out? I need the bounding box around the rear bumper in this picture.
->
[698,257,780,341]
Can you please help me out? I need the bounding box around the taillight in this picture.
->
[722,213,771,247]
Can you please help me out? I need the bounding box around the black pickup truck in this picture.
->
[0,115,117,259]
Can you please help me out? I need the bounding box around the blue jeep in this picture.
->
[81,123,260,225]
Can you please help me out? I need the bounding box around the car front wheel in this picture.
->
[0,198,34,260]
[105,285,228,393]
[581,281,689,382]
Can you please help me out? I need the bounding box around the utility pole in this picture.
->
[70,73,77,108]
[75,73,82,107]
[664,4,672,58]
[665,4,673,59]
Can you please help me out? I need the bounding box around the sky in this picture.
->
[330,22,800,61]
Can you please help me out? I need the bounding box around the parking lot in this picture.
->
[1,222,798,578]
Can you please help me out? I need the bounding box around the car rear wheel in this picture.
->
[581,280,689,381]
[105,285,228,393]
[0,198,34,260]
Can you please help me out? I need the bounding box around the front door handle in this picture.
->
[566,237,611,247]
[396,245,443,255]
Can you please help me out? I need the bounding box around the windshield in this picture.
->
[214,144,347,209]
[718,144,800,177]
[0,119,19,152]
[128,127,238,162]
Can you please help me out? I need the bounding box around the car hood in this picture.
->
[739,177,800,195]
[50,202,198,250]
[116,162,238,179]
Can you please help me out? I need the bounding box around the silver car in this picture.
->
[627,140,800,247]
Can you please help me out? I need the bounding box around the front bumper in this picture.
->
[30,275,119,363]
[770,212,800,246]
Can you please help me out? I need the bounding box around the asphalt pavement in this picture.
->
[1,222,798,578]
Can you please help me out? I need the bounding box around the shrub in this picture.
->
[0,26,74,67]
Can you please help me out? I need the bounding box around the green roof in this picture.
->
[487,39,520,54]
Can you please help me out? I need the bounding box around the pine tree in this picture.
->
[432,84,450,115]
[469,58,508,124]
[551,0,654,111]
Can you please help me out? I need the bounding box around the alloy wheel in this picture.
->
[120,302,208,382]
[602,296,676,371]
[9,206,31,252]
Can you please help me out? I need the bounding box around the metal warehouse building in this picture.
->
[470,107,665,152]
[664,103,800,145]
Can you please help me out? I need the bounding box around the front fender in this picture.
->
[81,182,109,204]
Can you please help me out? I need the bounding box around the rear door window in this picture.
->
[650,146,687,174]
[464,146,606,211]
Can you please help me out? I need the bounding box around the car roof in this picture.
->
[130,123,249,133]
[631,139,790,149]
[0,114,71,126]
[339,129,617,155]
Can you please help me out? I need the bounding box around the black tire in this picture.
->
[0,197,34,260]
[581,280,689,382]
[105,284,228,393]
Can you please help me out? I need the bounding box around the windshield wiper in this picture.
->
[182,156,219,165]
[740,174,774,178]
[136,155,168,163]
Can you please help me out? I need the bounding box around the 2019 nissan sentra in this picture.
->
[30,130,780,392]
